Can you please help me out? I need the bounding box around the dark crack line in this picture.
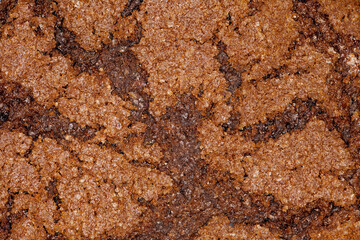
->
[0,0,18,27]
[121,0,144,18]
[120,94,359,240]
[239,97,316,143]
[293,0,360,160]
[1,1,359,239]
[112,2,360,237]
[0,81,98,142]
[215,40,242,94]
[53,14,150,121]
[0,192,28,239]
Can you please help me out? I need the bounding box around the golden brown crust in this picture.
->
[1,0,360,239]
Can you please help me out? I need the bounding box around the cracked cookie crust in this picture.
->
[1,0,360,239]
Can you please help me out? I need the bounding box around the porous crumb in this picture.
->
[1,0,360,239]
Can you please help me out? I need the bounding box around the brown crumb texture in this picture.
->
[243,119,355,208]
[310,212,360,240]
[56,73,131,138]
[0,0,18,27]
[57,0,136,51]
[0,81,97,141]
[196,215,281,240]
[52,137,172,238]
[1,0,360,239]
[133,0,228,116]
[317,0,360,40]
[233,42,341,128]
[199,119,255,181]
[218,0,299,82]
[0,1,73,107]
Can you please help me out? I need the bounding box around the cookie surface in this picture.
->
[1,0,360,239]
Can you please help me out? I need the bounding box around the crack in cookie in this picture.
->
[0,0,17,26]
[121,0,144,18]
[0,82,97,141]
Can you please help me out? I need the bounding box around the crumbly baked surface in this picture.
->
[0,0,360,239]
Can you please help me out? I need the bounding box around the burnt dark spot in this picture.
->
[121,0,144,18]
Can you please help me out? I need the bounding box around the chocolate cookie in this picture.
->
[1,0,360,239]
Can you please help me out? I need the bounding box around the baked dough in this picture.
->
[0,0,359,239]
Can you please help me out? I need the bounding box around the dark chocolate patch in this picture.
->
[216,41,242,93]
[97,40,148,102]
[349,169,360,195]
[261,65,288,81]
[154,94,202,179]
[54,18,99,73]
[235,95,359,152]
[128,93,217,239]
[45,1,360,239]
[54,17,149,118]
[0,82,97,141]
[96,23,150,122]
[221,111,241,133]
[241,98,316,143]
[3,1,355,239]
[325,69,360,160]
[248,0,264,16]
[293,0,360,160]
[0,0,17,26]
[126,162,354,239]
[0,194,14,239]
[34,25,45,36]
[123,91,357,240]
[0,194,27,239]
[293,0,337,52]
[33,0,52,17]
[46,232,67,240]
[211,182,355,240]
[121,0,144,18]
[293,0,359,55]
[45,179,62,210]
